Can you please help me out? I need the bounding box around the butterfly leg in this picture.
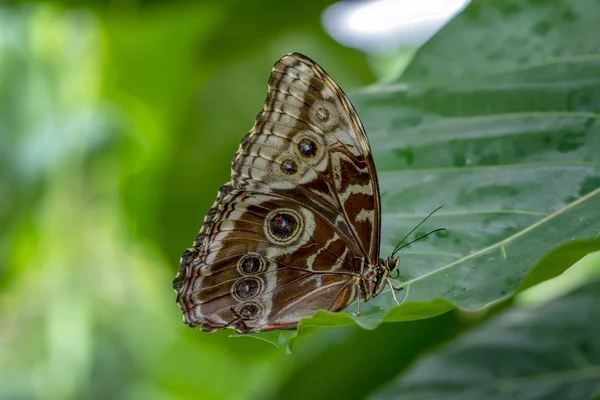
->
[223,307,246,330]
[222,317,241,331]
[387,278,400,305]
[356,296,361,316]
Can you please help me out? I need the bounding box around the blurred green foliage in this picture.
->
[0,2,373,399]
[1,0,599,399]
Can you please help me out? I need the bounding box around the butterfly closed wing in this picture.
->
[173,53,400,333]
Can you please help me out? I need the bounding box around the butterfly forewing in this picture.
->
[235,53,381,261]
[174,53,382,332]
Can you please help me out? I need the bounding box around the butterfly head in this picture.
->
[359,256,400,301]
[383,256,400,276]
[377,256,400,293]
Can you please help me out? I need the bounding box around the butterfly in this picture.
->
[173,53,404,333]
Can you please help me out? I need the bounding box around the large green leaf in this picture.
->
[244,0,600,350]
[400,0,600,82]
[368,253,600,400]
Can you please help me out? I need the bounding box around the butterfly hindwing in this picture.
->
[174,187,358,332]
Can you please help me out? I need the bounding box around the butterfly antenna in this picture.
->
[391,206,444,258]
[393,228,447,255]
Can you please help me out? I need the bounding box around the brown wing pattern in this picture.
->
[174,187,358,332]
[173,53,380,332]
[233,53,381,262]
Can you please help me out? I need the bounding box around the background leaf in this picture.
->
[369,272,600,400]
[517,250,600,306]
[400,0,600,82]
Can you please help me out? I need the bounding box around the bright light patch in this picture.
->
[323,0,471,53]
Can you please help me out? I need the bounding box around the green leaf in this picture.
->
[368,275,600,400]
[517,250,600,307]
[400,0,600,82]
[517,237,600,293]
[269,312,463,400]
[246,0,600,350]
